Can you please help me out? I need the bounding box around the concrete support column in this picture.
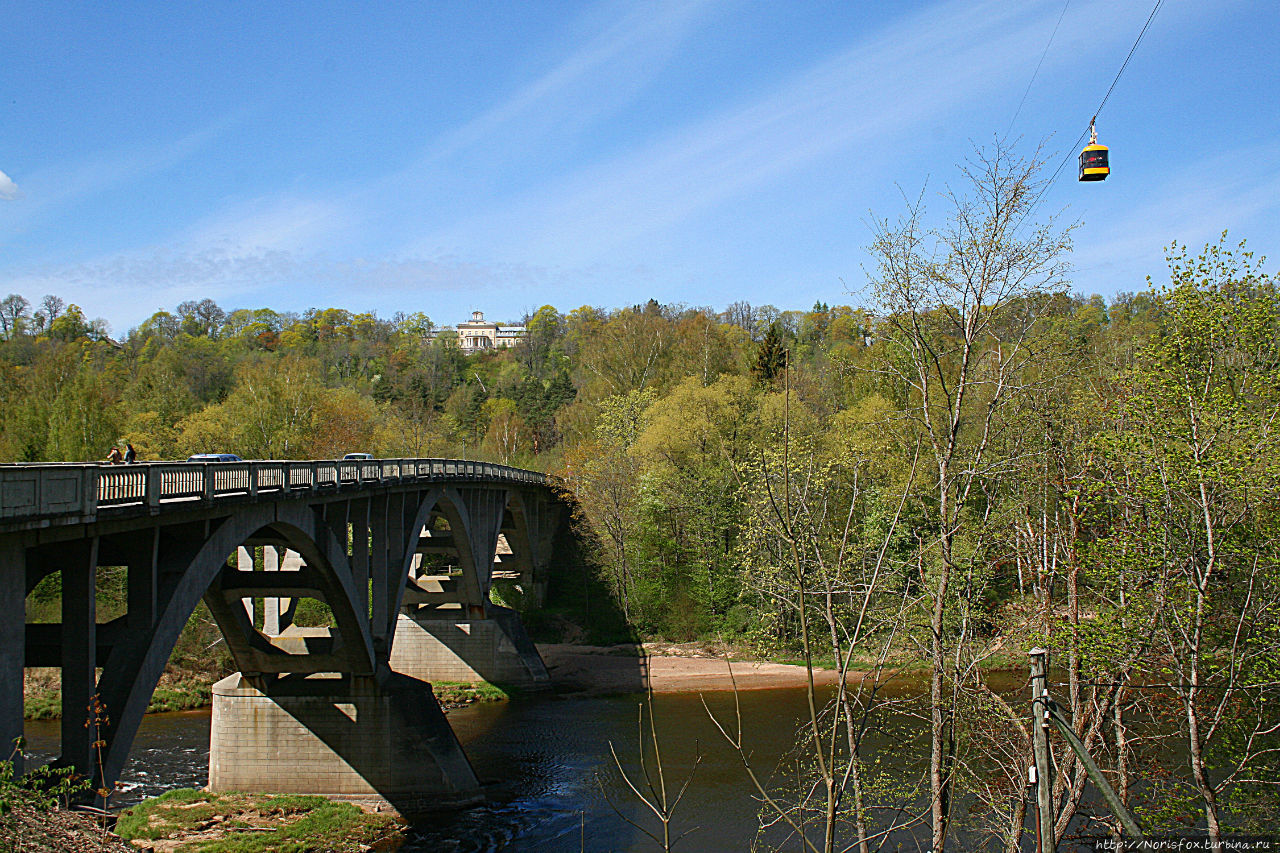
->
[236,547,254,625]
[209,670,482,816]
[526,575,550,611]
[61,538,98,775]
[389,608,550,689]
[384,493,408,641]
[278,548,301,631]
[0,537,26,773]
[369,496,389,654]
[126,529,159,632]
[459,488,506,619]
[262,546,282,636]
[350,500,370,620]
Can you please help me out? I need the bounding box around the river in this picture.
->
[27,674,1141,851]
[25,685,939,851]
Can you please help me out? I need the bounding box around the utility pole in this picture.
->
[1030,648,1056,852]
[1028,648,1144,849]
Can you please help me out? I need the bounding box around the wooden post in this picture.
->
[1044,701,1144,840]
[1030,648,1055,852]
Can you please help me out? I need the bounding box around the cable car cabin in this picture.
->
[1079,143,1109,181]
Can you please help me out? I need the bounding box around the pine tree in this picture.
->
[751,323,787,383]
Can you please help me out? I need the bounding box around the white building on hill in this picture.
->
[438,311,526,353]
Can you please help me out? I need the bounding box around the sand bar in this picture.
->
[538,643,854,695]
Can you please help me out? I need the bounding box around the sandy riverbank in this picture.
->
[538,643,857,694]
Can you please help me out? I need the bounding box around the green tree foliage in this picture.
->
[0,294,30,339]
[752,323,788,384]
[1087,237,1280,840]
[628,375,756,636]
[176,356,325,458]
[47,352,125,462]
[3,224,1279,847]
[866,141,1076,850]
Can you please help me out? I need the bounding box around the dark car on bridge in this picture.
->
[186,453,243,462]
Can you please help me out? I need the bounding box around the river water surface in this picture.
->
[25,686,934,851]
[27,678,1099,851]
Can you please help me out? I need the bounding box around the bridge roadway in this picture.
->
[0,458,573,813]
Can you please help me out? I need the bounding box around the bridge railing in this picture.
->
[0,459,549,520]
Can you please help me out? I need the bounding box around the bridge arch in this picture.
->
[95,502,377,786]
[1,458,571,804]
[390,485,549,622]
[385,486,484,628]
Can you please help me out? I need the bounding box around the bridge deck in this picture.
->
[0,459,550,530]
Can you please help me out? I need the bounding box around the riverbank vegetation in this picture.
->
[4,142,1279,848]
[113,788,403,852]
[0,750,135,852]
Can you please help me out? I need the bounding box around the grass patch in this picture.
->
[23,680,214,720]
[147,681,213,713]
[23,690,61,721]
[762,651,938,674]
[761,648,1025,674]
[115,789,402,852]
[431,681,511,707]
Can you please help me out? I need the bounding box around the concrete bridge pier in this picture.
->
[209,669,483,816]
[388,605,550,689]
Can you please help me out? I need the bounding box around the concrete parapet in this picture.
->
[209,670,482,816]
[389,607,550,689]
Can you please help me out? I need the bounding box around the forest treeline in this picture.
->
[3,146,1279,846]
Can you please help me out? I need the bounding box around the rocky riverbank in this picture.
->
[1,801,138,853]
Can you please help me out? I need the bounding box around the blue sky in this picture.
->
[2,0,1277,334]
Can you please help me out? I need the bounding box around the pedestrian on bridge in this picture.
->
[105,446,123,464]
[124,443,137,464]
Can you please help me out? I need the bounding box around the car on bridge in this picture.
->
[186,453,244,462]
[343,453,374,460]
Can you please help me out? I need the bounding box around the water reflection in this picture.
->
[408,689,831,852]
[23,688,847,850]
[24,678,1060,851]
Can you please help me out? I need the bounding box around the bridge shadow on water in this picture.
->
[259,670,485,815]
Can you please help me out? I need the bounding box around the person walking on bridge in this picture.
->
[124,442,137,464]
[105,446,123,464]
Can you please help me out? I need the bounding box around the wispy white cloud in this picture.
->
[5,244,554,329]
[0,169,20,200]
[1,0,1236,323]
[405,0,1190,264]
[180,196,352,256]
[408,0,726,170]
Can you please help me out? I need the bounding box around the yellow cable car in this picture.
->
[1079,119,1109,182]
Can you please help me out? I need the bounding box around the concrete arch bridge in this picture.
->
[0,458,575,814]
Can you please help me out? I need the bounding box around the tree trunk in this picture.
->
[930,533,953,852]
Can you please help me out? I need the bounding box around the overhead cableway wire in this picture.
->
[1005,0,1072,139]
[1092,0,1165,125]
[1018,0,1166,225]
